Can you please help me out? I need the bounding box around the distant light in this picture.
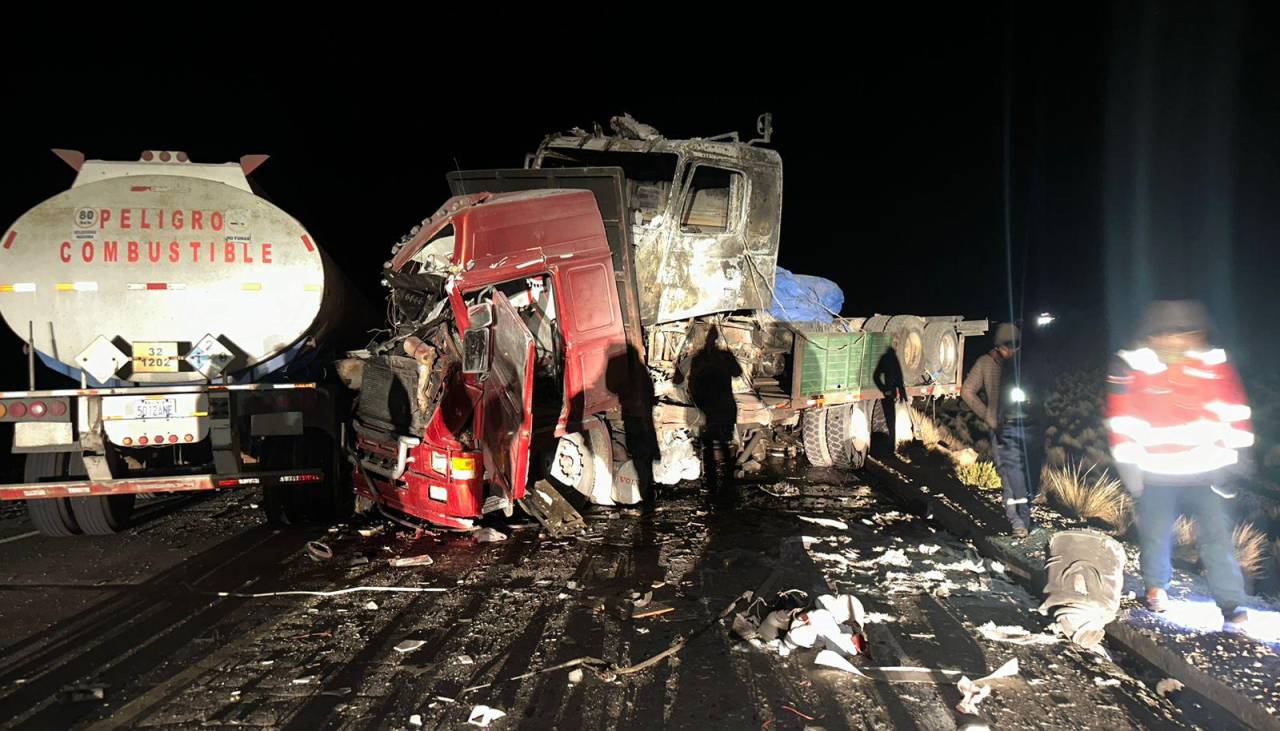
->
[1010,387,1028,403]
[1035,312,1056,328]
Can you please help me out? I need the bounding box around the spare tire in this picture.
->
[862,315,891,333]
[922,322,959,378]
[886,315,926,385]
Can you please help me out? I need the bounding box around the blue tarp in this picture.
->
[768,267,844,323]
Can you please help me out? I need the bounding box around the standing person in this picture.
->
[961,323,1037,537]
[1107,300,1253,632]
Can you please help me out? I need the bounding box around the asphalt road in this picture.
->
[0,470,1233,730]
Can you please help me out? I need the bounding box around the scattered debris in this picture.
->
[456,655,474,665]
[394,640,426,654]
[917,544,941,555]
[365,601,379,610]
[975,621,1060,646]
[475,527,508,543]
[568,668,584,684]
[357,525,385,538]
[1155,678,1184,697]
[208,585,447,598]
[409,713,423,727]
[816,655,1020,685]
[293,675,316,685]
[467,705,507,727]
[306,541,334,562]
[1040,531,1126,649]
[798,516,849,531]
[780,704,817,721]
[60,684,106,703]
[348,555,370,566]
[633,604,675,619]
[867,549,912,568]
[955,675,993,715]
[1094,677,1121,687]
[389,554,435,567]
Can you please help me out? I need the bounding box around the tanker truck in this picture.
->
[341,117,986,533]
[0,150,362,536]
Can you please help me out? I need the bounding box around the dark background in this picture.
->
[1,3,1277,391]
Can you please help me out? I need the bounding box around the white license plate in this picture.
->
[136,399,177,419]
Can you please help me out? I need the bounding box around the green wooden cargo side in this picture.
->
[789,329,891,401]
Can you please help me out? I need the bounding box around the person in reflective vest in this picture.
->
[1107,300,1253,632]
[962,322,1038,537]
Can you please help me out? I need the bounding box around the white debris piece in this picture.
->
[1155,678,1184,697]
[468,705,507,727]
[976,622,1060,646]
[365,601,379,610]
[409,714,423,726]
[1094,677,1121,687]
[292,675,316,685]
[956,675,993,715]
[568,668,584,684]
[651,428,701,485]
[475,528,507,543]
[798,516,849,531]
[917,544,941,555]
[456,655,474,665]
[389,554,435,567]
[816,594,866,628]
[937,559,986,573]
[869,549,911,567]
[394,640,426,654]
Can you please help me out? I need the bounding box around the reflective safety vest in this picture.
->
[1106,347,1253,477]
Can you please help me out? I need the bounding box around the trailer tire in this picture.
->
[70,494,136,535]
[825,403,870,470]
[863,315,891,333]
[24,452,82,537]
[260,436,308,526]
[886,315,926,384]
[922,322,958,377]
[802,408,833,467]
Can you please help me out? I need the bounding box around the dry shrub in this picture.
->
[1274,539,1280,579]
[1041,462,1133,531]
[911,408,945,447]
[956,461,1002,490]
[1232,523,1269,579]
[1173,515,1197,547]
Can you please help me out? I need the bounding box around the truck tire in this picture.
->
[261,436,309,526]
[886,315,926,384]
[547,427,614,505]
[825,403,870,470]
[922,322,958,377]
[70,494,136,535]
[863,315,891,333]
[24,452,82,537]
[802,408,833,467]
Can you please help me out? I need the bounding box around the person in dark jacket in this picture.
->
[1107,300,1252,633]
[962,323,1038,537]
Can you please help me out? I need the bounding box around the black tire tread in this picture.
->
[802,408,832,467]
[24,453,82,537]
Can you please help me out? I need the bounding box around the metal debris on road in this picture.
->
[395,640,427,653]
[292,676,316,685]
[815,654,1020,686]
[798,516,849,530]
[306,541,334,562]
[389,554,435,567]
[60,684,106,703]
[357,525,385,538]
[475,527,508,543]
[467,705,507,727]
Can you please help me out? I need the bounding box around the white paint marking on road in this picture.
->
[0,530,39,544]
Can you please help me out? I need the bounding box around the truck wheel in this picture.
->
[802,408,833,467]
[70,494,136,535]
[825,403,871,470]
[886,316,926,384]
[863,315,891,333]
[922,322,958,377]
[24,452,82,537]
[260,437,308,526]
[547,428,612,505]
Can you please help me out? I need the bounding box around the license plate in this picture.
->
[133,342,179,373]
[136,398,176,419]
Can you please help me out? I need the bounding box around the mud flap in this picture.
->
[517,479,585,537]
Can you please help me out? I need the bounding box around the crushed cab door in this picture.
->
[480,292,536,501]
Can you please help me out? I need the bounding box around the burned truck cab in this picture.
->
[346,190,630,530]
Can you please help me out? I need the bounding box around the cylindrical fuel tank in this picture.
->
[0,157,353,385]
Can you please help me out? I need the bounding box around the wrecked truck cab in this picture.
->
[350,189,633,531]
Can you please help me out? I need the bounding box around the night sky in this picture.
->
[2,3,1278,390]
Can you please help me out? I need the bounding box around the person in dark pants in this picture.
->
[1107,300,1253,632]
[961,323,1038,537]
[687,326,742,497]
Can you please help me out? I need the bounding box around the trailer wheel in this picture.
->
[802,408,833,467]
[922,322,958,376]
[70,494,136,535]
[886,315,926,384]
[825,403,870,470]
[260,437,308,526]
[24,452,82,537]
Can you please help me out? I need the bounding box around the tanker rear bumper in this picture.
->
[0,469,322,500]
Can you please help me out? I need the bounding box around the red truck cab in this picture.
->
[349,189,631,530]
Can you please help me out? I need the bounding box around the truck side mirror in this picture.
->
[462,327,492,374]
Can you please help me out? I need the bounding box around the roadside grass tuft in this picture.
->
[955,461,1002,490]
[1232,522,1269,579]
[1041,461,1133,531]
